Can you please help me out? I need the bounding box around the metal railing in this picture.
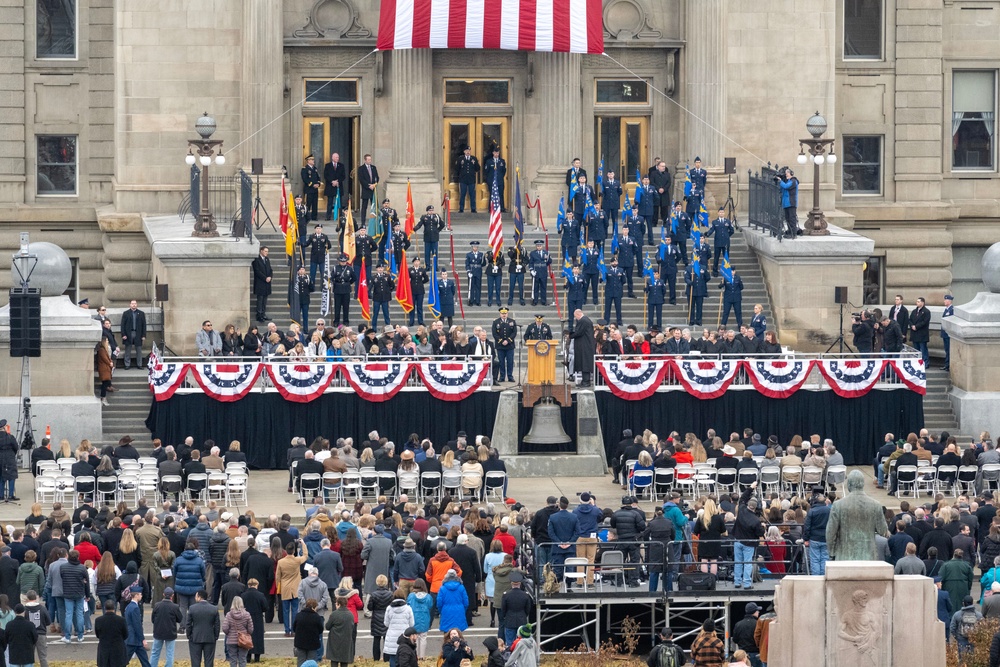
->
[593,351,920,391]
[747,163,784,239]
[179,167,253,238]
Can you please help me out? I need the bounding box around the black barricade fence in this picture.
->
[747,163,784,238]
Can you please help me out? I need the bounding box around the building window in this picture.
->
[444,80,511,105]
[863,256,883,306]
[595,80,650,104]
[64,257,79,304]
[36,0,77,59]
[303,79,360,105]
[36,135,77,196]
[843,0,882,60]
[841,136,882,194]
[953,70,996,170]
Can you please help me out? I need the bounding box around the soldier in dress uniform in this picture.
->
[529,239,552,306]
[414,204,446,265]
[390,222,410,270]
[300,155,321,222]
[457,146,480,213]
[523,314,553,342]
[601,170,623,234]
[370,262,395,329]
[565,158,587,202]
[685,263,709,326]
[293,265,314,326]
[561,211,581,262]
[507,245,526,306]
[687,157,708,216]
[408,257,429,327]
[307,224,332,284]
[491,307,517,383]
[658,235,682,306]
[353,226,377,297]
[671,201,692,266]
[646,275,667,330]
[465,241,487,306]
[437,269,456,327]
[485,249,504,307]
[294,194,309,241]
[636,174,656,246]
[706,207,735,276]
[565,265,586,333]
[604,258,625,326]
[571,174,597,237]
[378,199,399,262]
[589,208,608,256]
[719,269,745,328]
[580,240,601,306]
[332,253,356,327]
[616,226,639,298]
[483,148,507,212]
[941,293,954,371]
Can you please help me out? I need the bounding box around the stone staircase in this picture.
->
[922,366,964,439]
[95,368,154,448]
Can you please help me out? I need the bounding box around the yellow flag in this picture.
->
[343,206,356,263]
[285,190,299,256]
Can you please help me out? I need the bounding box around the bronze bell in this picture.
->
[522,396,571,445]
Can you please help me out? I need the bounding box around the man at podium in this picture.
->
[523,314,553,342]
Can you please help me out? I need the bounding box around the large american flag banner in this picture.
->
[488,173,503,258]
[377,0,604,54]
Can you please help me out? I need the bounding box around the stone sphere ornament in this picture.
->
[11,241,72,296]
[983,241,1000,293]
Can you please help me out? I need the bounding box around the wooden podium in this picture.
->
[523,340,571,407]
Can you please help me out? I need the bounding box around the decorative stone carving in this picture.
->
[829,586,890,667]
[603,0,662,41]
[290,49,372,70]
[292,0,372,40]
[433,50,526,70]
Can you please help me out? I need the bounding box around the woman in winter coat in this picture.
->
[151,537,175,604]
[483,541,506,627]
[114,528,142,573]
[336,531,365,592]
[436,570,469,633]
[383,594,416,667]
[336,576,364,623]
[406,579,435,659]
[491,554,516,633]
[291,597,324,666]
[361,526,394,604]
[16,549,44,598]
[440,628,474,667]
[171,540,207,612]
[222,595,254,667]
[240,579,269,663]
[325,594,357,667]
[114,561,150,615]
[367,574,395,660]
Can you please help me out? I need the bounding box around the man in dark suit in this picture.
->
[323,152,348,221]
[357,153,379,214]
[95,599,128,667]
[158,450,183,501]
[571,309,596,387]
[251,246,273,322]
[888,294,909,343]
[456,146,480,213]
[185,590,220,667]
[120,300,147,369]
[852,311,875,353]
[300,155,321,222]
[182,451,207,496]
[295,451,325,493]
[649,161,673,234]
[909,297,931,365]
[665,327,690,355]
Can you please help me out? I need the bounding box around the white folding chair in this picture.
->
[459,472,482,500]
[226,474,248,507]
[56,458,76,471]
[673,465,696,498]
[397,471,420,500]
[322,472,344,503]
[119,460,141,473]
[760,467,781,495]
[96,477,119,505]
[118,473,140,505]
[780,466,802,495]
[693,468,718,497]
[298,473,322,504]
[715,469,738,494]
[359,469,379,500]
[35,476,57,505]
[73,476,96,507]
[159,475,183,503]
[562,557,591,592]
[36,461,59,476]
[377,471,398,498]
[206,472,228,503]
[737,468,760,493]
[341,471,362,500]
[982,464,1000,492]
[184,473,208,503]
[442,470,462,498]
[138,457,159,469]
[936,465,959,497]
[484,471,507,502]
[419,472,442,503]
[653,468,675,501]
[957,466,979,495]
[632,470,655,500]
[895,465,919,498]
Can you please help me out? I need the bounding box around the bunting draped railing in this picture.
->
[594,354,925,400]
[147,355,494,403]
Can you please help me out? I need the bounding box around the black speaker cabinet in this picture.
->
[834,286,849,304]
[251,158,263,175]
[724,157,736,174]
[9,288,41,357]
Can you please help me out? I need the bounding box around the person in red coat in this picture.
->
[491,527,517,557]
[75,532,102,567]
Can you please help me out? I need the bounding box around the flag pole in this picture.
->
[449,230,466,323]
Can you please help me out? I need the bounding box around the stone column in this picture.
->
[684,0,726,166]
[241,0,284,169]
[531,53,582,222]
[386,50,440,209]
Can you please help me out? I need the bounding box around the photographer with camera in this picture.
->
[775,168,800,238]
[851,310,874,353]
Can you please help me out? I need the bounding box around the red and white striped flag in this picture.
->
[488,175,503,258]
[377,0,604,54]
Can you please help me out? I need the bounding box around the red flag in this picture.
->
[279,175,289,234]
[404,181,415,238]
[395,249,414,313]
[357,260,371,323]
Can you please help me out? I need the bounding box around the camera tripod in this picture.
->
[724,171,740,232]
[824,303,856,354]
[252,169,278,232]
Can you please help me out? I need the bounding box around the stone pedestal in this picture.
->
[531,53,582,223]
[942,243,1000,436]
[386,50,440,212]
[0,296,104,444]
[744,221,874,351]
[144,214,258,356]
[491,389,607,477]
[769,562,944,667]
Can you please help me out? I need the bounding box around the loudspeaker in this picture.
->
[834,286,848,304]
[9,288,41,358]
[251,158,263,175]
[724,157,736,174]
[155,283,169,302]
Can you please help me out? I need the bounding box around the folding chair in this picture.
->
[377,471,398,498]
[936,465,958,497]
[397,471,420,500]
[298,473,322,504]
[96,477,119,506]
[442,470,462,498]
[322,472,344,503]
[159,475,183,503]
[737,468,760,493]
[484,471,507,502]
[359,469,379,500]
[780,466,802,496]
[653,468,675,501]
[760,467,781,495]
[185,473,209,503]
[895,465,918,498]
[562,557,591,593]
[420,472,442,504]
[226,474,249,507]
[35,476,57,505]
[982,464,1000,493]
[957,466,979,496]
[715,469,738,495]
[206,472,228,503]
[598,550,625,590]
[632,470,654,500]
[138,457,158,469]
[340,472,362,500]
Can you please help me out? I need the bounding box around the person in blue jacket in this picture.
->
[436,571,469,633]
[124,586,151,667]
[171,540,206,624]
[778,168,800,238]
[547,497,580,583]
[661,493,690,591]
[573,493,601,589]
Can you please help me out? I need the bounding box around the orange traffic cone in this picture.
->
[45,425,51,438]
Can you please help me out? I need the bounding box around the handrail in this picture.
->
[156,354,495,363]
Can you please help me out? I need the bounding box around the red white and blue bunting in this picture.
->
[889,358,927,395]
[147,347,190,402]
[340,360,414,402]
[266,362,338,403]
[816,359,888,398]
[188,362,263,402]
[595,359,672,400]
[415,361,492,401]
[672,359,741,399]
[744,360,814,399]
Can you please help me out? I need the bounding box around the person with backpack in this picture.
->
[646,625,684,667]
[950,594,983,656]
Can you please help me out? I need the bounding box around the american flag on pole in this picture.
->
[488,172,503,259]
[377,0,604,54]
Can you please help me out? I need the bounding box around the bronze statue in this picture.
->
[826,470,889,561]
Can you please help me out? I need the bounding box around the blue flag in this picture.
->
[427,253,440,318]
[563,250,574,283]
[584,186,598,220]
[693,254,701,279]
[671,209,679,236]
[597,156,604,187]
[569,165,579,199]
[643,253,654,281]
[635,166,642,186]
[556,197,566,233]
[683,164,692,198]
[598,250,607,282]
[720,252,734,284]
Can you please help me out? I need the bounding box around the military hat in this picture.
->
[338,254,348,261]
[305,154,314,160]
[534,239,544,245]
[376,261,387,268]
[945,294,954,300]
[498,307,509,314]
[77,298,89,306]
[382,198,391,204]
[426,205,434,211]
[464,145,472,151]
[470,241,480,246]
[534,314,544,320]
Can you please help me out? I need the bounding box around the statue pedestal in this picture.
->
[768,561,944,667]
[942,290,1000,438]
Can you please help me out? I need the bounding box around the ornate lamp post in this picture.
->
[185,112,226,238]
[795,111,837,236]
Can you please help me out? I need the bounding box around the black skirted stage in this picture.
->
[145,387,919,469]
